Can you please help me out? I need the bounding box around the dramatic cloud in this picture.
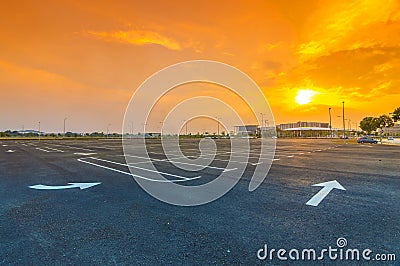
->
[85,29,182,51]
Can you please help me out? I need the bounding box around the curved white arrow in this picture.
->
[29,182,101,190]
[306,180,346,206]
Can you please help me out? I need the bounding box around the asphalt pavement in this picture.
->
[0,138,399,265]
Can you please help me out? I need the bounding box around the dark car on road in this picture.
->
[357,136,378,144]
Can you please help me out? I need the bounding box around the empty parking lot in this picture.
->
[0,138,399,265]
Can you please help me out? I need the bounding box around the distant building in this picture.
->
[260,126,276,137]
[144,132,161,138]
[18,130,42,135]
[233,125,259,137]
[277,121,334,138]
[277,121,329,130]
[383,125,400,136]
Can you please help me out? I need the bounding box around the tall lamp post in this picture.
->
[38,121,41,141]
[158,121,164,134]
[260,113,266,137]
[107,124,111,138]
[182,120,188,135]
[328,107,332,139]
[215,117,221,136]
[342,101,346,143]
[260,113,266,128]
[141,123,147,136]
[130,121,134,138]
[63,117,67,137]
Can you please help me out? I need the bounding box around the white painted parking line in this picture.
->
[147,150,234,159]
[224,153,275,160]
[36,147,52,153]
[86,146,115,150]
[77,158,200,183]
[210,157,262,165]
[51,144,94,152]
[45,147,64,152]
[89,157,200,180]
[287,155,294,158]
[125,153,265,166]
[74,152,97,156]
[125,154,236,171]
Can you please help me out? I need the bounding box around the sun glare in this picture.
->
[295,89,317,105]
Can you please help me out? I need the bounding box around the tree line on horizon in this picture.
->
[0,131,121,138]
[359,107,400,134]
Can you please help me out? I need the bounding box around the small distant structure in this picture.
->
[260,126,276,137]
[233,125,259,137]
[144,132,161,138]
[383,125,400,136]
[277,121,333,138]
[278,121,329,130]
[18,130,42,135]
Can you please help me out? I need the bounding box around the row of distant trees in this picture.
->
[359,107,400,134]
[0,130,121,138]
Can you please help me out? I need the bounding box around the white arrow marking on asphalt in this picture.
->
[6,150,15,153]
[306,180,346,207]
[29,182,101,190]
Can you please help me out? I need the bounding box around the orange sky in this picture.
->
[1,0,399,133]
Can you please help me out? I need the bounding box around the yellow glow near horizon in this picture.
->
[295,89,318,105]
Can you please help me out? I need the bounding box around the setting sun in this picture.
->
[295,89,318,105]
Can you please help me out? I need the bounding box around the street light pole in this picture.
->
[38,121,41,141]
[141,123,147,136]
[107,124,111,138]
[158,121,164,135]
[182,120,188,135]
[342,101,346,143]
[215,117,221,136]
[328,108,332,139]
[64,117,67,137]
[130,121,134,138]
[260,113,266,128]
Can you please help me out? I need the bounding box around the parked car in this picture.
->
[357,137,378,144]
[388,137,394,141]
